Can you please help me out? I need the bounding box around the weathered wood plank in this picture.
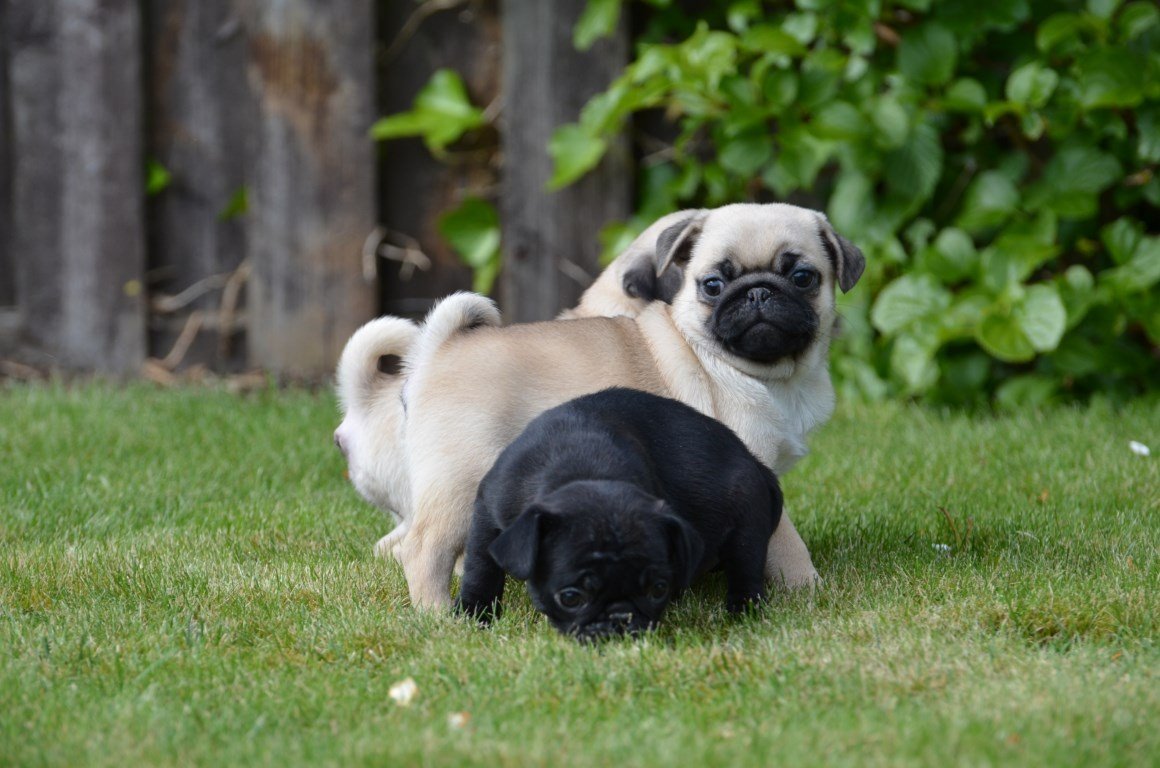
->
[377,0,498,318]
[499,0,632,322]
[4,0,146,372]
[241,0,377,377]
[144,0,249,369]
[0,0,14,309]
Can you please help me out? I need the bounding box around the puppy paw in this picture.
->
[725,592,764,614]
[373,526,408,561]
[455,598,499,626]
[777,565,822,592]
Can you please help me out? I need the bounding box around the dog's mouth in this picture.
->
[711,284,818,363]
[572,619,656,643]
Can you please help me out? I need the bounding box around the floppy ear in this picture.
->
[656,212,707,277]
[660,509,705,590]
[816,215,866,293]
[488,506,550,581]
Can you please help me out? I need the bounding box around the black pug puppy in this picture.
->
[455,387,783,641]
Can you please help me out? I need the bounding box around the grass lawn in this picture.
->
[1,381,1157,767]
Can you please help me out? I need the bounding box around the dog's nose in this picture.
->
[747,286,772,305]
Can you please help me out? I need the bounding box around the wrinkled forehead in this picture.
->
[693,204,828,266]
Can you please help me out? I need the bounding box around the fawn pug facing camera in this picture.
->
[457,388,783,641]
[400,202,864,609]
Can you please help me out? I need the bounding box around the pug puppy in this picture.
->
[400,202,864,609]
[456,388,782,640]
[335,211,698,558]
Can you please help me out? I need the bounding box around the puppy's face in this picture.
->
[659,204,865,380]
[489,481,704,641]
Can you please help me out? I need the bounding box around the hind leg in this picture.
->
[396,474,478,610]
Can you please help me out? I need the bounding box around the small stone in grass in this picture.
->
[1129,440,1150,457]
[389,677,418,706]
[448,712,471,729]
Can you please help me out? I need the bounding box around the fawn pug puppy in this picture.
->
[399,202,864,609]
[333,216,691,558]
[457,388,783,641]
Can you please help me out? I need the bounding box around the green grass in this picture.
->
[1,382,1157,767]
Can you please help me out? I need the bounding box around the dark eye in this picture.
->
[648,580,669,601]
[790,269,817,289]
[701,277,724,298]
[555,588,588,610]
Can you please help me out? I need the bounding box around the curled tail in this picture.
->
[336,316,419,413]
[405,292,501,378]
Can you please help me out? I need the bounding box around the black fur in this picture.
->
[622,263,684,304]
[456,388,782,641]
[704,272,821,363]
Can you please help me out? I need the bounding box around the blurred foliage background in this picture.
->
[376,0,1160,408]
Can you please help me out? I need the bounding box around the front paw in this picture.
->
[777,564,821,591]
[455,597,500,626]
[725,590,765,614]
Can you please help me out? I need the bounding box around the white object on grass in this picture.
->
[1129,440,1150,457]
[389,677,418,706]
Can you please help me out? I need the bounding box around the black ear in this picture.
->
[656,213,707,277]
[488,506,550,581]
[817,216,866,293]
[660,510,705,590]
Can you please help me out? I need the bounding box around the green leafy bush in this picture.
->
[375,0,1160,406]
[555,0,1159,406]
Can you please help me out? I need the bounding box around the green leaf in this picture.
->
[956,171,1020,233]
[1076,49,1146,109]
[871,274,953,335]
[1016,284,1067,352]
[919,227,977,283]
[218,187,248,221]
[145,160,172,196]
[1100,237,1160,294]
[890,330,940,392]
[438,198,501,295]
[1036,13,1088,52]
[977,311,1036,362]
[1005,62,1059,108]
[574,0,622,51]
[871,97,911,149]
[976,284,1066,362]
[944,78,987,112]
[898,23,957,86]
[782,13,819,45]
[370,70,485,152]
[1137,107,1160,162]
[739,24,807,57]
[811,101,866,140]
[718,131,773,175]
[1101,217,1144,264]
[979,217,1060,293]
[883,122,943,205]
[548,126,608,190]
[1056,265,1098,329]
[1027,146,1122,218]
[1086,0,1121,20]
[1118,2,1160,40]
[763,70,799,108]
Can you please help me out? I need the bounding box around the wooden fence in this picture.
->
[0,0,631,377]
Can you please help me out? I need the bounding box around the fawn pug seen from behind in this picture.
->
[398,203,864,609]
[332,218,684,559]
[457,388,783,641]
